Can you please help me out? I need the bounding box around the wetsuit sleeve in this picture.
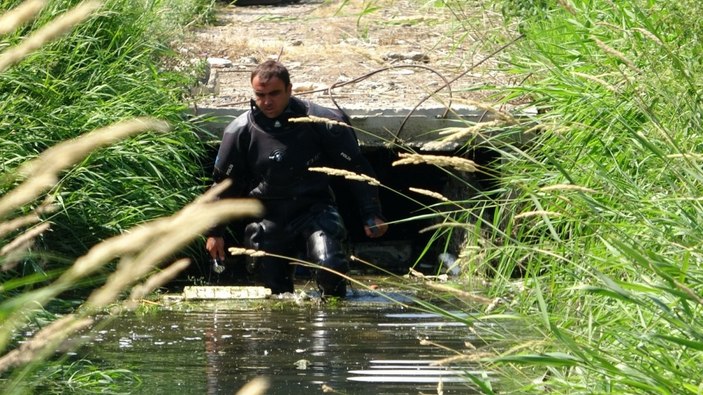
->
[206,116,251,237]
[321,121,383,221]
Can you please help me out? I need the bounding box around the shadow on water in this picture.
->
[77,290,508,394]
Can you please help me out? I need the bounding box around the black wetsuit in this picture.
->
[208,96,383,296]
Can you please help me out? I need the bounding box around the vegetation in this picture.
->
[0,0,264,393]
[419,0,703,393]
[0,0,215,267]
[3,0,703,393]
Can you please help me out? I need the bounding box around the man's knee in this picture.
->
[244,221,264,249]
[307,230,349,270]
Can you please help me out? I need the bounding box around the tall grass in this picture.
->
[0,0,215,272]
[424,0,703,392]
[4,0,701,392]
[0,0,266,393]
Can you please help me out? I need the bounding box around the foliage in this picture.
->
[4,0,703,393]
[0,1,255,394]
[0,0,216,272]
[498,0,553,23]
[438,0,703,393]
[32,358,141,394]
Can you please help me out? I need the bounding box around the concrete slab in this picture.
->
[183,285,272,300]
[189,103,535,150]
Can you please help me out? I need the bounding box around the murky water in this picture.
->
[78,291,502,394]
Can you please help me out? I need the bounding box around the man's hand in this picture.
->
[364,216,388,238]
[206,236,225,261]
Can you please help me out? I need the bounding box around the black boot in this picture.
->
[317,271,347,298]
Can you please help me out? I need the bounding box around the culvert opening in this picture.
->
[181,105,514,284]
[336,146,498,275]
[186,145,498,286]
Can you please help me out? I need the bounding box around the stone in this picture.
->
[207,57,233,68]
[183,286,272,300]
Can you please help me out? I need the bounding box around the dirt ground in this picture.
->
[179,0,517,111]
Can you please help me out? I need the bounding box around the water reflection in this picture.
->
[81,294,498,394]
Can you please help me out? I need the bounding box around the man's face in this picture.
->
[252,75,292,119]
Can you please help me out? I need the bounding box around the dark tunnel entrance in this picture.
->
[335,146,496,275]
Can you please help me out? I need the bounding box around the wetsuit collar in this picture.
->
[250,98,308,131]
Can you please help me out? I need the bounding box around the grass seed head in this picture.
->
[0,0,47,35]
[288,115,348,127]
[0,1,102,73]
[408,187,449,202]
[308,166,381,186]
[393,153,478,172]
[539,184,597,193]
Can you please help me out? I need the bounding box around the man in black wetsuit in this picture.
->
[205,60,388,297]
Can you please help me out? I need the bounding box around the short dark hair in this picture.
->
[251,60,291,87]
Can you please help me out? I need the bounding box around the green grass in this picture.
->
[30,358,141,394]
[429,0,703,393]
[338,0,703,392]
[0,0,216,270]
[3,0,703,393]
[0,0,226,393]
[332,2,703,392]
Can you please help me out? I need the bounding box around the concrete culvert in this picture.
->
[188,105,521,283]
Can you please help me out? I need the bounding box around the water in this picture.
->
[78,292,499,394]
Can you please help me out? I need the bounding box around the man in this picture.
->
[205,60,387,297]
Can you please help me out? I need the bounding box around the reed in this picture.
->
[0,0,228,392]
[0,0,216,266]
[4,0,702,392]
[0,0,45,35]
[0,1,101,73]
[0,115,262,391]
[308,166,381,186]
[430,0,703,392]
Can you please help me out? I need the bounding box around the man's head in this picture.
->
[251,60,292,119]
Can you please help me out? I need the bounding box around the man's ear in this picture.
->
[286,83,293,96]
